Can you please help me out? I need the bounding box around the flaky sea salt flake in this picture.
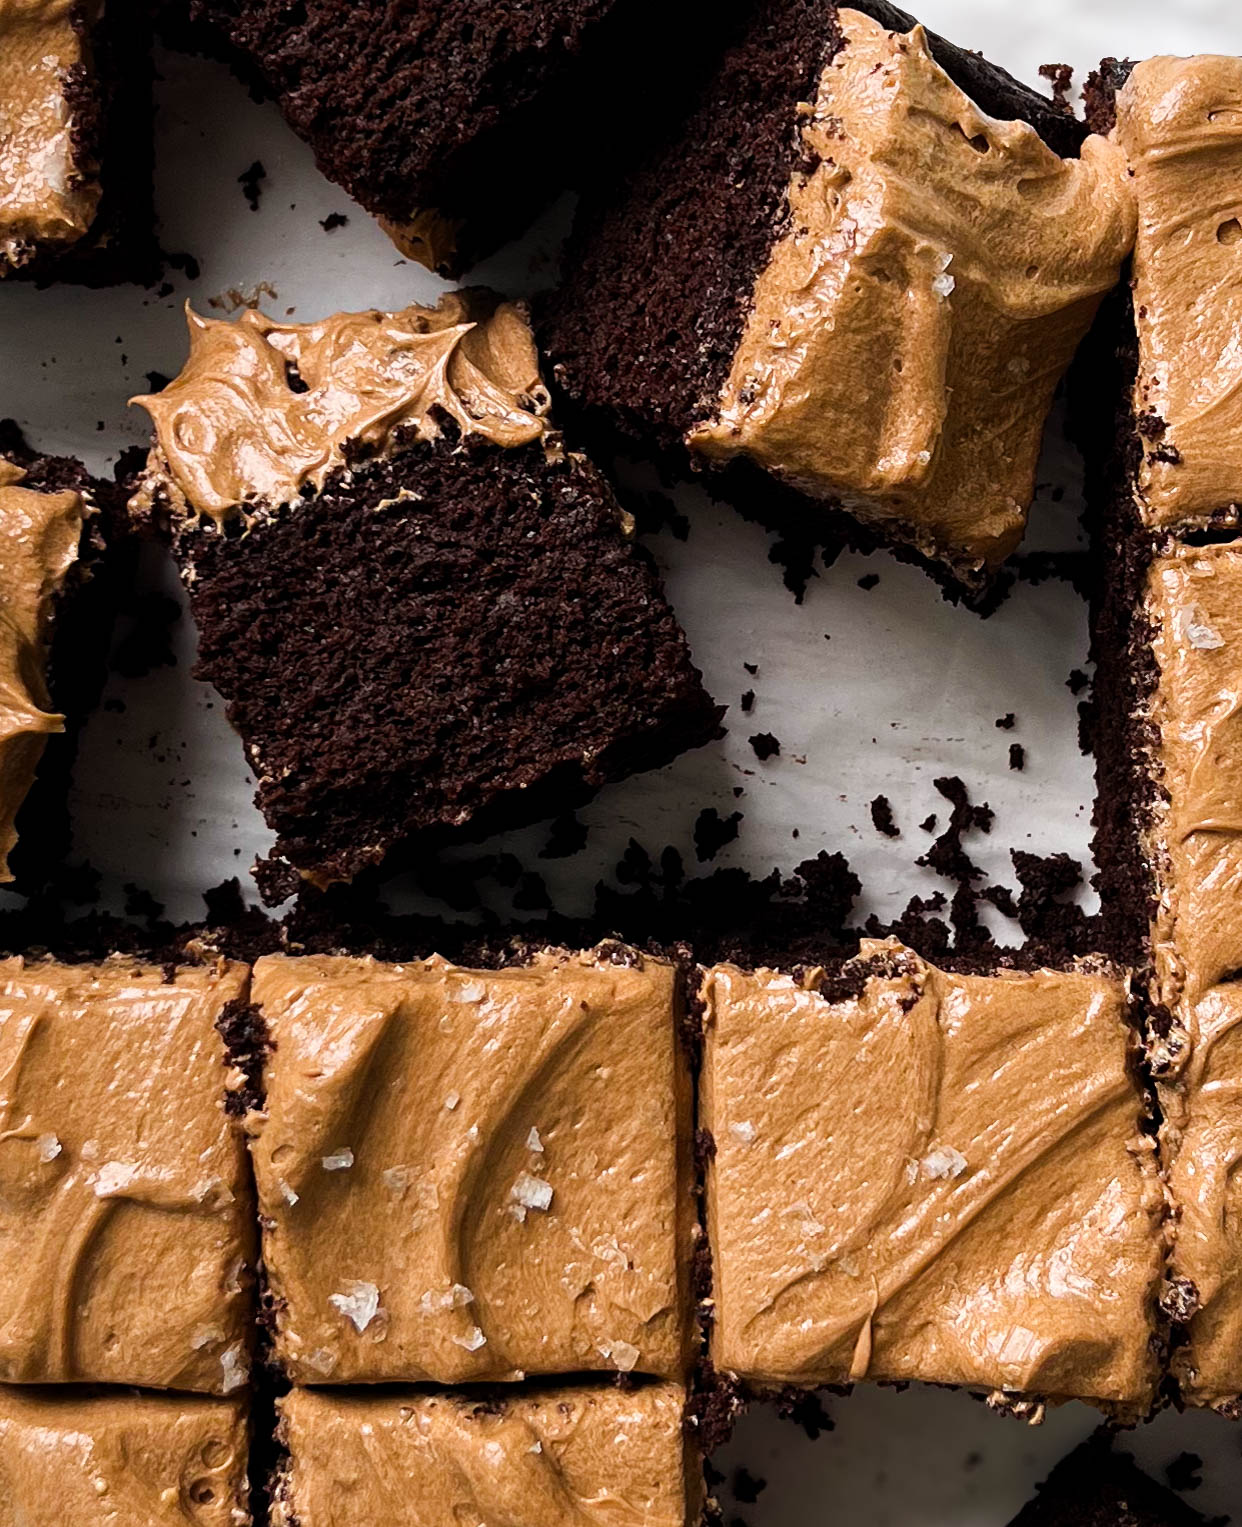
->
[1181,608,1225,650]
[329,1280,382,1332]
[599,1339,640,1372]
[321,1147,354,1171]
[220,1343,247,1393]
[451,1325,487,1352]
[36,1133,61,1162]
[526,1126,544,1152]
[922,1144,968,1180]
[510,1172,553,1213]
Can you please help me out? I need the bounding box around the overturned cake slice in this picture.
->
[128,293,721,902]
[0,0,155,283]
[540,0,1134,597]
[700,938,1165,1418]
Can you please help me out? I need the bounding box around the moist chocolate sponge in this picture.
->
[180,433,723,901]
[180,0,710,275]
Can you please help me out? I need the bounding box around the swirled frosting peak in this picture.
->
[703,940,1164,1410]
[129,291,552,527]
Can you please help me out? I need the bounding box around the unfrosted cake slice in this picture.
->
[128,292,721,903]
[0,1386,250,1526]
[540,0,1134,596]
[700,938,1165,1417]
[248,946,696,1385]
[273,1383,700,1527]
[0,0,155,283]
[0,423,113,892]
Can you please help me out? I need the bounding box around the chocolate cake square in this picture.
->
[1156,981,1242,1413]
[128,292,721,903]
[0,423,114,894]
[1104,56,1242,538]
[177,0,707,277]
[0,1385,249,1525]
[539,0,1132,597]
[1007,1434,1214,1527]
[700,939,1164,1413]
[0,956,255,1392]
[273,1383,699,1527]
[0,1,156,284]
[249,947,696,1385]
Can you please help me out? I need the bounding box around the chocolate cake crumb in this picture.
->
[749,733,780,761]
[996,713,1016,730]
[203,877,247,925]
[919,813,938,833]
[1164,1455,1203,1493]
[539,813,589,859]
[319,212,348,232]
[740,690,755,714]
[238,160,266,211]
[774,1388,834,1440]
[122,883,165,921]
[870,795,900,838]
[857,572,880,591]
[743,663,758,676]
[1067,668,1090,695]
[1038,62,1075,112]
[731,1469,767,1505]
[695,809,742,863]
[1009,743,1025,771]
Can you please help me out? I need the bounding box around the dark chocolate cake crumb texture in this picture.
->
[748,733,780,762]
[870,795,900,838]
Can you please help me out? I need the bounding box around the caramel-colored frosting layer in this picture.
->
[1116,57,1242,527]
[275,1383,695,1527]
[1158,984,1242,1408]
[0,0,102,272]
[702,940,1163,1407]
[690,9,1133,578]
[1144,543,1242,1008]
[129,291,552,528]
[0,957,254,1392]
[251,949,694,1385]
[0,1386,249,1525]
[0,458,85,882]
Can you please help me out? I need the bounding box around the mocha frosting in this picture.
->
[0,1387,250,1526]
[0,0,102,272]
[129,291,553,528]
[1144,543,1242,1009]
[1159,983,1242,1409]
[1116,57,1242,527]
[702,940,1163,1409]
[689,8,1134,579]
[250,949,694,1386]
[0,458,85,882]
[377,207,461,275]
[0,957,254,1392]
[0,1392,249,1520]
[275,1383,695,1527]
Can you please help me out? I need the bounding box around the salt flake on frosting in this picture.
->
[526,1126,544,1152]
[35,1133,61,1162]
[510,1172,553,1216]
[93,1161,138,1197]
[598,1339,640,1372]
[1180,607,1225,650]
[220,1342,247,1393]
[451,1325,487,1351]
[321,1147,354,1171]
[728,1120,757,1144]
[329,1281,382,1332]
[922,1144,968,1180]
